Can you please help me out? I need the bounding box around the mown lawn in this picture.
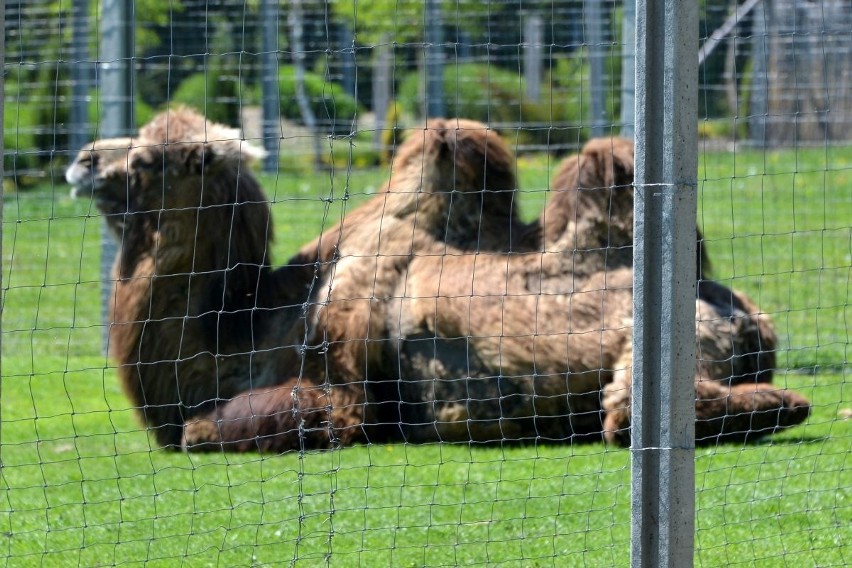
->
[1,143,850,566]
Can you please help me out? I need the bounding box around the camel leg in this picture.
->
[602,365,810,446]
[601,356,633,446]
[693,381,810,444]
[181,378,365,452]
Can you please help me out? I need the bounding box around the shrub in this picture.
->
[396,62,595,152]
[252,65,362,135]
[169,68,243,126]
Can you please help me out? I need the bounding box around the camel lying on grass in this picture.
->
[66,109,809,451]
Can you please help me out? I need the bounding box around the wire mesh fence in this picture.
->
[1,1,849,566]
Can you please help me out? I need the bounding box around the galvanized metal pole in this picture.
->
[621,0,636,138]
[587,0,606,137]
[372,39,393,147]
[289,0,323,170]
[631,0,697,566]
[523,14,543,103]
[424,0,445,118]
[748,0,768,146]
[1,0,6,461]
[99,0,134,353]
[260,0,280,172]
[100,0,134,135]
[339,24,357,100]
[70,0,91,153]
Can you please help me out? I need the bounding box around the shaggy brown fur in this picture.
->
[69,112,807,451]
[67,108,318,447]
[182,134,808,450]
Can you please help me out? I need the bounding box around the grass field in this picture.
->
[1,143,850,566]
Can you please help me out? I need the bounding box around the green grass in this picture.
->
[698,145,851,370]
[2,146,850,566]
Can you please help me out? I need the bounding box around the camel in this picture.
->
[66,108,308,447]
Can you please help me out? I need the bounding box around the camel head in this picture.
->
[66,138,139,235]
[66,137,137,198]
[69,108,272,278]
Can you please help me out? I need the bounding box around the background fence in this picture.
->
[2,1,850,566]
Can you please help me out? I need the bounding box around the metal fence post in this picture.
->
[100,0,134,136]
[749,0,768,146]
[339,24,357,100]
[260,0,280,172]
[524,13,543,103]
[631,0,698,566]
[372,39,393,147]
[424,0,445,118]
[70,0,91,153]
[289,0,323,170]
[1,0,6,457]
[587,0,607,137]
[99,0,134,354]
[621,0,636,138]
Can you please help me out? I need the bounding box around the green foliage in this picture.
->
[397,59,615,150]
[698,118,739,140]
[331,0,493,45]
[170,67,243,126]
[3,0,181,185]
[252,65,362,135]
[397,62,521,122]
[96,0,184,51]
